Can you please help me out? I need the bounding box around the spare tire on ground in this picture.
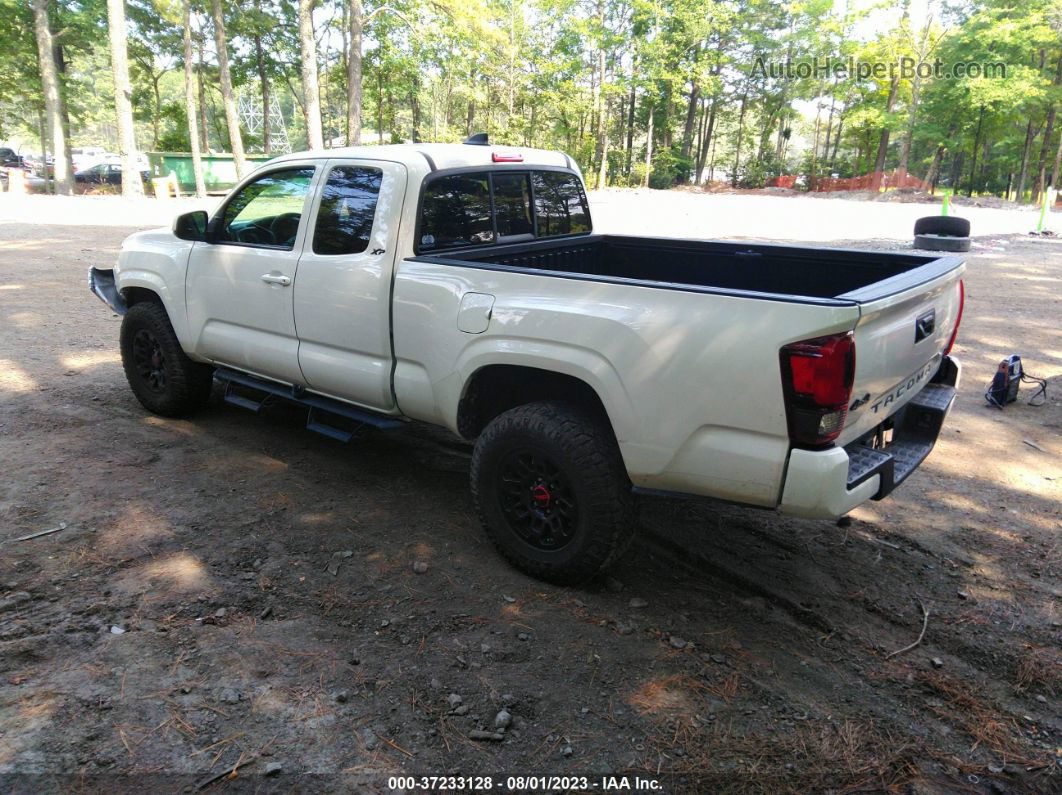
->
[914,215,970,237]
[914,233,971,252]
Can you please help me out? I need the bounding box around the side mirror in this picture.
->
[173,210,209,242]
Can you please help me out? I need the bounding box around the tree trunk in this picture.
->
[696,96,718,185]
[830,114,844,170]
[150,73,162,149]
[592,0,607,188]
[1051,118,1062,192]
[1033,53,1062,201]
[821,96,835,163]
[809,100,824,187]
[211,0,246,175]
[253,31,271,154]
[37,108,49,193]
[625,79,635,177]
[345,0,363,145]
[774,108,787,161]
[378,69,386,144]
[32,0,72,195]
[507,2,516,120]
[948,150,964,188]
[410,79,421,142]
[898,17,933,176]
[197,35,209,151]
[896,64,919,175]
[53,38,75,187]
[183,1,207,197]
[1015,120,1037,202]
[871,75,899,190]
[298,0,324,149]
[924,143,945,191]
[966,104,985,197]
[679,82,700,162]
[1016,51,1048,202]
[108,0,143,196]
[661,82,672,148]
[596,101,609,189]
[980,134,992,188]
[642,102,653,188]
[732,91,748,188]
[756,98,780,164]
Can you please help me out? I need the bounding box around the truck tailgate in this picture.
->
[838,258,965,446]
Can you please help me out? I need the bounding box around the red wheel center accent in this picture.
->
[531,485,551,507]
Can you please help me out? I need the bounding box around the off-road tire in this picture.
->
[913,215,970,238]
[471,401,636,585]
[913,233,971,252]
[120,301,214,416]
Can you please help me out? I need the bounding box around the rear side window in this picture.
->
[533,171,590,237]
[419,173,494,251]
[313,166,383,255]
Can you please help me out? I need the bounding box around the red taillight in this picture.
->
[944,279,964,355]
[492,151,523,162]
[780,332,856,447]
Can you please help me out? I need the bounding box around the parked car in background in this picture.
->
[0,146,32,190]
[71,147,111,171]
[74,162,151,187]
[20,153,51,177]
[0,147,25,168]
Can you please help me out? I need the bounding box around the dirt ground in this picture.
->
[0,193,1059,794]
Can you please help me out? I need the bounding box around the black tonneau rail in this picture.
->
[409,234,963,305]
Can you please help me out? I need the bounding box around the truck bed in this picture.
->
[415,234,954,303]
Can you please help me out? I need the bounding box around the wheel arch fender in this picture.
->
[449,339,639,444]
[116,270,192,347]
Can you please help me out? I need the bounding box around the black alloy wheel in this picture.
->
[131,328,167,393]
[497,448,579,551]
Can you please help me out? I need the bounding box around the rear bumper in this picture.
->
[778,356,960,519]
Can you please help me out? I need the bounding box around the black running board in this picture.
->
[214,367,404,440]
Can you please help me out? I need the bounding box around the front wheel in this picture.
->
[471,402,636,585]
[120,301,214,417]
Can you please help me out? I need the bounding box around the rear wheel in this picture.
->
[120,301,214,416]
[471,401,636,584]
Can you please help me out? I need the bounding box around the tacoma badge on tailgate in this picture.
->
[869,360,936,415]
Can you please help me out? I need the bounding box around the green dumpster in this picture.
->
[146,152,275,194]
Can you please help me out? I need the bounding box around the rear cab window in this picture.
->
[532,172,590,237]
[417,168,590,254]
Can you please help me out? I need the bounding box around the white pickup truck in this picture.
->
[89,138,964,583]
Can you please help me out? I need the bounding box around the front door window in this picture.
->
[216,167,315,249]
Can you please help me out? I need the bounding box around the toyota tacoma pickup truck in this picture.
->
[89,137,964,584]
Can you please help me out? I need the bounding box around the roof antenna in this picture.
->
[463,133,489,146]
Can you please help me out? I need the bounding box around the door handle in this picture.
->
[260,273,291,286]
